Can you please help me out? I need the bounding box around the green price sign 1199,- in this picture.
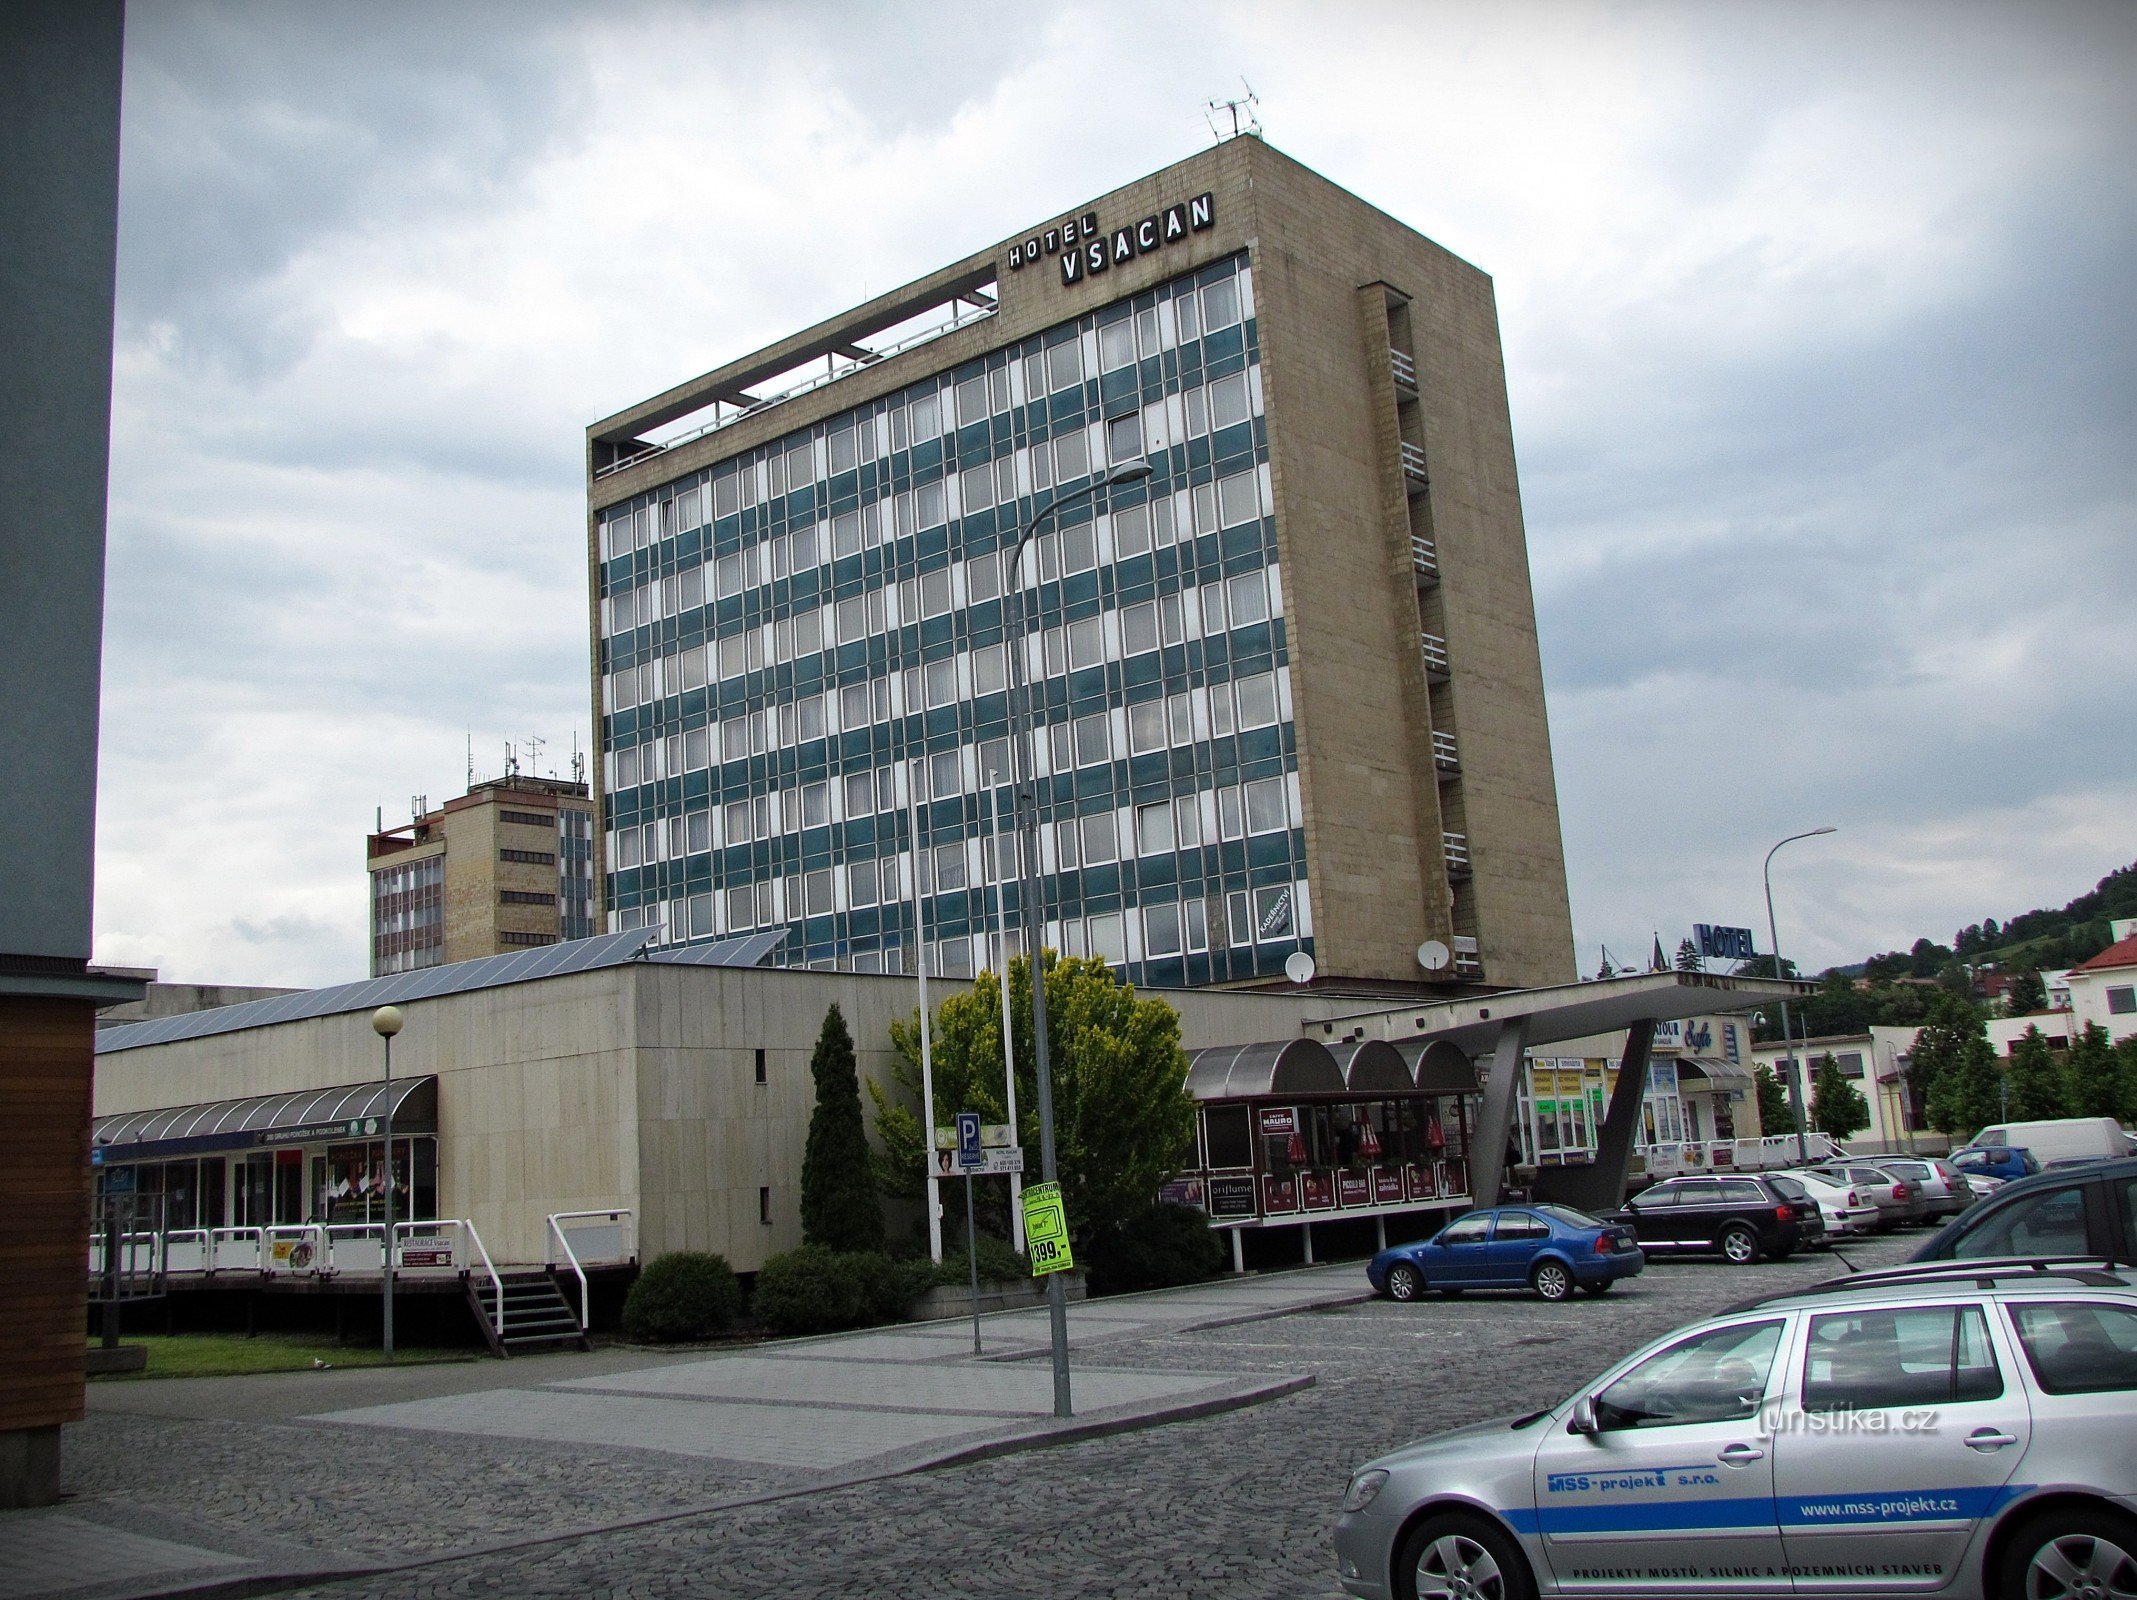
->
[1020,1181,1075,1275]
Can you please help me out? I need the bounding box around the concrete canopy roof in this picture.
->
[1303,971,1813,1054]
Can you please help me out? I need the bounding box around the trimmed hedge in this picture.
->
[752,1245,918,1335]
[1084,1203,1225,1296]
[621,1251,743,1342]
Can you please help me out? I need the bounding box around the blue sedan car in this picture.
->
[1367,1204,1644,1303]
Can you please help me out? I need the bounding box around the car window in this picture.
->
[2008,1301,2137,1395]
[1437,1215,1491,1246]
[2118,1180,2137,1251]
[1947,1185,2090,1259]
[1593,1319,1785,1431]
[1537,1204,1602,1229]
[1769,1176,1810,1202]
[1631,1185,1678,1209]
[1720,1179,1768,1204]
[1495,1212,1549,1242]
[1803,1306,2002,1410]
[1677,1179,1724,1206]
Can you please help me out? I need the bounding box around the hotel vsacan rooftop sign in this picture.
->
[1008,192,1216,286]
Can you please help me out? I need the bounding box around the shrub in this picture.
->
[934,1232,1030,1288]
[621,1251,742,1342]
[1084,1203,1225,1296]
[750,1245,928,1334]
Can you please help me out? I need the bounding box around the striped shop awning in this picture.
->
[91,1077,437,1163]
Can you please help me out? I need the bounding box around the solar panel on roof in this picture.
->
[95,928,660,1055]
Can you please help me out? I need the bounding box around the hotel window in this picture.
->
[1200,584,1227,637]
[1202,275,1242,333]
[1061,519,1097,575]
[687,810,711,853]
[919,566,953,618]
[924,657,958,709]
[909,390,941,440]
[930,841,968,893]
[1127,698,1166,755]
[1173,793,1202,848]
[1218,468,1259,528]
[803,869,835,917]
[727,885,756,930]
[1106,412,1142,464]
[1254,884,1295,941]
[1120,601,1158,657]
[1167,691,1193,745]
[1079,810,1119,866]
[1135,800,1175,856]
[847,859,881,908]
[1088,911,1126,966]
[1144,901,1183,958]
[1045,339,1084,394]
[1072,711,1110,767]
[929,749,962,800]
[1226,890,1251,947]
[1098,319,1136,372]
[1209,371,1252,430]
[1235,672,1279,731]
[967,550,1003,603]
[1244,776,1287,835]
[937,936,975,979]
[715,551,745,598]
[1113,503,1153,560]
[1051,428,1090,484]
[915,480,947,530]
[1227,570,1270,627]
[799,782,830,830]
[678,566,705,611]
[1066,616,1105,671]
[972,644,1007,697]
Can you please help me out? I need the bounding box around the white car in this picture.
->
[1774,1168,1881,1237]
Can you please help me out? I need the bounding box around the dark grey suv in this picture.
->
[1914,1156,2137,1264]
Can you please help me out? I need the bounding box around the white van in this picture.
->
[1966,1115,2135,1168]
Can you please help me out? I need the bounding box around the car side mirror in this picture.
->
[1568,1397,1599,1436]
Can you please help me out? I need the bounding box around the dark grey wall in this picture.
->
[0,1,126,963]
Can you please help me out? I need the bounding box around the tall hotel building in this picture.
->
[585,140,1574,993]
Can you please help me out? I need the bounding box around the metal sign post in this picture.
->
[956,1111,984,1353]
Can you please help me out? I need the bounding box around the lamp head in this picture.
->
[1810,825,1838,837]
[371,1005,404,1038]
[1104,460,1153,485]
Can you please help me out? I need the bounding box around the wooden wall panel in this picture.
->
[0,997,95,1433]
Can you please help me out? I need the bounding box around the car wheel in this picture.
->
[1386,1262,1424,1302]
[1531,1261,1573,1302]
[1580,1280,1613,1296]
[1721,1224,1761,1265]
[1398,1510,1536,1600]
[1997,1505,2137,1600]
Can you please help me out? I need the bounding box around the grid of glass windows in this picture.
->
[594,252,1307,986]
[371,856,443,974]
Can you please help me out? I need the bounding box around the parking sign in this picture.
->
[955,1111,983,1169]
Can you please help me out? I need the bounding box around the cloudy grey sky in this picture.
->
[94,0,2137,988]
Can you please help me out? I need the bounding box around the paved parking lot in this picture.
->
[30,1230,1921,1600]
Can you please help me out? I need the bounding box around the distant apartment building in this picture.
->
[583,138,1574,994]
[365,776,598,975]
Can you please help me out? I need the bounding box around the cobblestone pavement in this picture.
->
[260,1233,1919,1600]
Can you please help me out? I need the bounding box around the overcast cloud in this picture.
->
[93,0,2137,987]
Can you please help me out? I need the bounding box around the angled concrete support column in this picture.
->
[1466,1018,1530,1207]
[1589,1020,1656,1201]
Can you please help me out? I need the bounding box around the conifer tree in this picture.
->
[2065,1023,2126,1121]
[2005,1025,2072,1121]
[1810,1055,1870,1142]
[800,1004,884,1252]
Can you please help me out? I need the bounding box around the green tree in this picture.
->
[1753,1064,1799,1136]
[1926,1033,2004,1141]
[2004,1025,2072,1121]
[872,953,1196,1253]
[1674,938,1702,973]
[2065,1023,2128,1121]
[1810,1054,1870,1142]
[2003,969,2047,1015]
[800,1004,884,1253]
[1905,991,1983,1125]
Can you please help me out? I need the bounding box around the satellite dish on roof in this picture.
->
[1418,940,1451,971]
[1284,951,1316,985]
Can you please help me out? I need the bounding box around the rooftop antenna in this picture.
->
[466,730,474,790]
[1204,79,1262,143]
[503,739,519,780]
[571,733,586,787]
[524,733,546,778]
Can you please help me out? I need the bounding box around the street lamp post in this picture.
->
[1006,458,1150,1421]
[370,1005,403,1359]
[1763,827,1836,1160]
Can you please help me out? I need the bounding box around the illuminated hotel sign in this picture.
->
[1007,192,1216,286]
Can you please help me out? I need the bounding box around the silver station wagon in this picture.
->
[1334,1261,2137,1600]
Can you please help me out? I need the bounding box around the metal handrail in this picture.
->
[1389,347,1417,389]
[545,1209,635,1332]
[456,1218,506,1341]
[162,1228,213,1274]
[262,1222,329,1276]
